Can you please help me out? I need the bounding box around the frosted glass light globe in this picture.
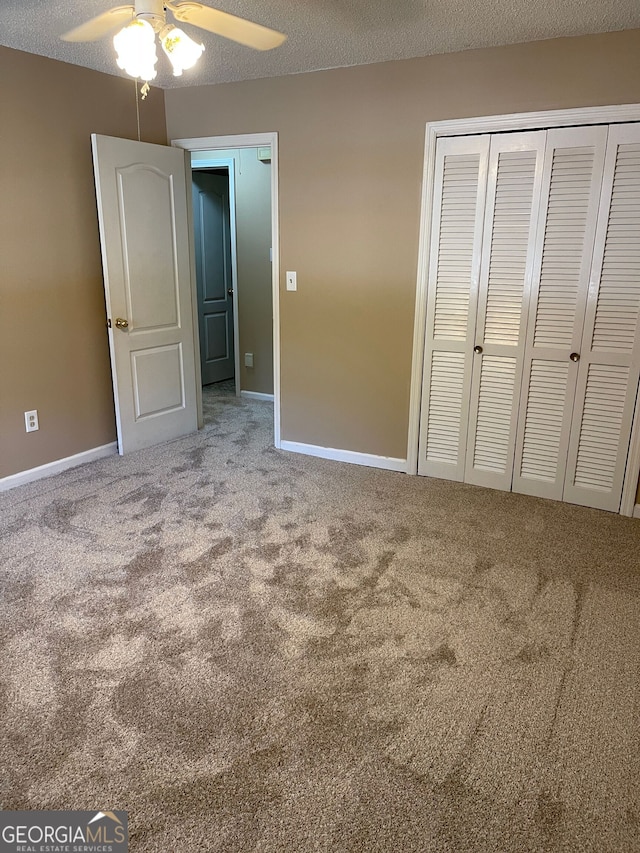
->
[161,26,205,76]
[113,19,158,81]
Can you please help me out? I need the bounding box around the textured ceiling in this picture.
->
[2,0,640,89]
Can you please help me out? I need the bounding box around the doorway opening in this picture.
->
[174,133,281,448]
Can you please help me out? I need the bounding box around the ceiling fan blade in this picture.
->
[167,2,286,50]
[60,6,135,42]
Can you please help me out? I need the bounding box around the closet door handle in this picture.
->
[569,352,580,362]
[474,345,483,354]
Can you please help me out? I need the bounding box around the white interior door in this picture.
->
[563,122,640,511]
[464,131,546,490]
[92,134,198,455]
[512,125,608,500]
[418,135,489,479]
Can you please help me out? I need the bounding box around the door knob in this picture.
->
[114,318,129,331]
[227,289,234,297]
[569,352,580,362]
[474,345,483,354]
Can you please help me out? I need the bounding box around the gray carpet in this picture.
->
[1,383,639,852]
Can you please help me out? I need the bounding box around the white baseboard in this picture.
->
[0,442,118,492]
[634,504,640,519]
[280,439,407,472]
[240,390,274,402]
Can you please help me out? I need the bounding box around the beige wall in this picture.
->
[2,31,640,502]
[0,47,167,479]
[192,148,273,394]
[165,29,640,463]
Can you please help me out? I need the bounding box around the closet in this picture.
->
[418,122,640,512]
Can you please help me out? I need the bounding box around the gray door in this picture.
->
[192,171,235,385]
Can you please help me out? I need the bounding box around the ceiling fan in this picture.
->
[61,0,286,83]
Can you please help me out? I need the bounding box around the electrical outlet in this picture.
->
[25,410,39,432]
[245,352,254,368]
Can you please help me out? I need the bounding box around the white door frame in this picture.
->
[191,158,240,397]
[408,104,640,516]
[173,133,281,449]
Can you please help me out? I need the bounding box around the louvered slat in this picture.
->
[533,145,596,348]
[484,150,538,346]
[433,154,482,340]
[519,361,569,481]
[472,356,517,472]
[425,351,466,464]
[572,365,630,491]
[591,143,640,353]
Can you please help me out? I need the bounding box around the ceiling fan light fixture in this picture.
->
[113,18,158,81]
[160,25,205,76]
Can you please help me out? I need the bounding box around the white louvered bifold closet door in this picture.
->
[563,123,640,511]
[463,132,545,490]
[418,135,489,479]
[512,126,608,500]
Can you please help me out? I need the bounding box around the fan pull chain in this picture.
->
[135,77,141,142]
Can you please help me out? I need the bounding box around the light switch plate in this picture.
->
[286,271,297,291]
